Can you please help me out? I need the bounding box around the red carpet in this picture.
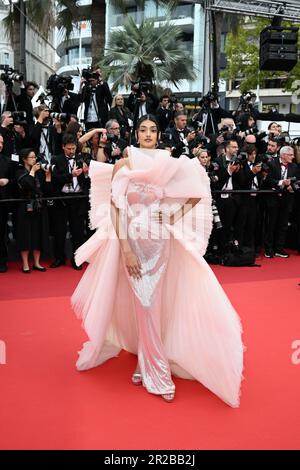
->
[0,255,300,450]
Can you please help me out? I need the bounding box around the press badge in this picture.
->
[11,154,20,163]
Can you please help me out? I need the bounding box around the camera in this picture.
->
[76,154,92,168]
[259,153,274,172]
[273,134,291,146]
[231,152,248,166]
[131,78,152,97]
[11,111,27,125]
[199,90,218,109]
[82,68,100,81]
[212,200,222,229]
[0,65,24,86]
[106,133,119,144]
[244,126,259,136]
[49,112,68,121]
[46,74,74,97]
[289,177,300,192]
[36,155,55,172]
[238,91,256,112]
[207,162,220,184]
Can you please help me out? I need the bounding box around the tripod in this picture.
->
[201,106,217,137]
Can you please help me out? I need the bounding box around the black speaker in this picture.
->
[259,26,299,71]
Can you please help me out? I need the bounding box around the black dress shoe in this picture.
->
[50,260,66,268]
[33,265,47,272]
[22,268,31,274]
[71,258,82,270]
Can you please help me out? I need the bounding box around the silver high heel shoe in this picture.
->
[161,392,175,402]
[131,372,142,385]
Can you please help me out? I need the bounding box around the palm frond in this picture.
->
[102,15,195,90]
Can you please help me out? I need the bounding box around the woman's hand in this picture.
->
[124,251,142,280]
[99,129,107,146]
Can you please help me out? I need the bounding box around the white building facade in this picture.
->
[0,2,56,86]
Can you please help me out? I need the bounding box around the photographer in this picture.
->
[195,148,223,258]
[50,133,90,270]
[0,111,29,159]
[127,83,159,130]
[192,90,233,136]
[0,134,15,273]
[80,68,112,130]
[30,105,63,164]
[263,146,298,258]
[16,81,38,128]
[238,144,264,251]
[214,139,249,253]
[167,112,197,159]
[15,148,53,273]
[101,119,127,164]
[156,95,173,133]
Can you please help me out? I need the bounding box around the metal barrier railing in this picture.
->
[0,190,284,204]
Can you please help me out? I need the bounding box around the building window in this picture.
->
[3,52,10,66]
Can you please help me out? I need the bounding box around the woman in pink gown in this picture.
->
[72,115,244,406]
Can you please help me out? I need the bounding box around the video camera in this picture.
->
[46,74,74,97]
[0,65,24,87]
[82,68,100,81]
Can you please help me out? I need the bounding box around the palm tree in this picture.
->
[56,0,179,68]
[101,15,196,91]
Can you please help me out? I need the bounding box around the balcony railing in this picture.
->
[58,56,92,68]
[56,21,92,47]
[111,5,194,28]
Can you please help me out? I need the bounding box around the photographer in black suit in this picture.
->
[80,69,112,130]
[0,134,15,272]
[50,133,90,269]
[263,146,298,258]
[214,139,248,253]
[127,84,159,130]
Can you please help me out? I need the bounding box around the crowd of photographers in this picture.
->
[0,67,300,273]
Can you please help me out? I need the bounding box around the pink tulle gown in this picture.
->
[72,147,244,407]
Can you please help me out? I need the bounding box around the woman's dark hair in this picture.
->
[66,121,82,135]
[268,122,278,130]
[136,114,160,133]
[238,113,256,131]
[20,148,35,162]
